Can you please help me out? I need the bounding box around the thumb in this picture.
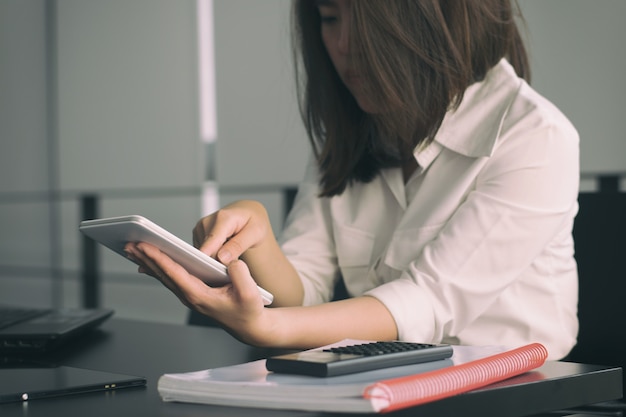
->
[227,260,261,303]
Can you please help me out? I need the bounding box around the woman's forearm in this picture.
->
[263,296,398,349]
[241,238,304,308]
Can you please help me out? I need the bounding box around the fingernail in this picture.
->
[218,249,232,264]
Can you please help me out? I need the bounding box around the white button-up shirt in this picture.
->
[279,59,579,359]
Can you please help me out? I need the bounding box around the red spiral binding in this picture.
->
[363,343,548,413]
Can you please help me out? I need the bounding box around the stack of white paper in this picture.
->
[158,341,508,413]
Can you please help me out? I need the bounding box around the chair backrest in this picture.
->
[565,192,626,390]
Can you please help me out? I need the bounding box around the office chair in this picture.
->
[564,191,626,395]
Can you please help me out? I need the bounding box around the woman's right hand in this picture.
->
[194,199,304,307]
[193,200,274,265]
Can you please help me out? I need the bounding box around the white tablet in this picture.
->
[79,215,273,306]
[0,364,146,404]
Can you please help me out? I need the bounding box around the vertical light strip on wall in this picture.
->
[197,0,219,215]
[197,0,217,144]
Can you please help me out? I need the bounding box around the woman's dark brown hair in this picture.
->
[292,0,529,197]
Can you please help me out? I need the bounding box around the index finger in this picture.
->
[194,210,248,261]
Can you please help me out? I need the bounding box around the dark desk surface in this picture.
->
[0,318,622,417]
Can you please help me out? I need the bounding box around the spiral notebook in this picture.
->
[158,340,548,413]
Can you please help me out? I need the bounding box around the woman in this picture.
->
[126,0,579,359]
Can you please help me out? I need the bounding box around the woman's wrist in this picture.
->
[242,240,304,307]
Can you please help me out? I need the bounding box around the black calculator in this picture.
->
[265,341,453,377]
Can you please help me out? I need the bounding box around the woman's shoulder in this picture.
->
[434,59,577,159]
[496,61,579,147]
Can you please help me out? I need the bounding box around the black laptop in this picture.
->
[0,305,113,353]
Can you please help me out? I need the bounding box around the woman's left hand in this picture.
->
[124,241,281,346]
[123,242,398,350]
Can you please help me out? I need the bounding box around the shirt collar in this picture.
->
[414,59,523,169]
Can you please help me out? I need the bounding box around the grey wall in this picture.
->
[0,0,56,306]
[213,0,309,188]
[56,0,204,192]
[210,0,309,228]
[0,0,205,323]
[519,0,626,177]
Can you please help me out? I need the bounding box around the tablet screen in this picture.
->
[0,364,146,403]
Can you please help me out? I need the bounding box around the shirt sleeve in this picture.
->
[278,158,340,306]
[365,112,579,355]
